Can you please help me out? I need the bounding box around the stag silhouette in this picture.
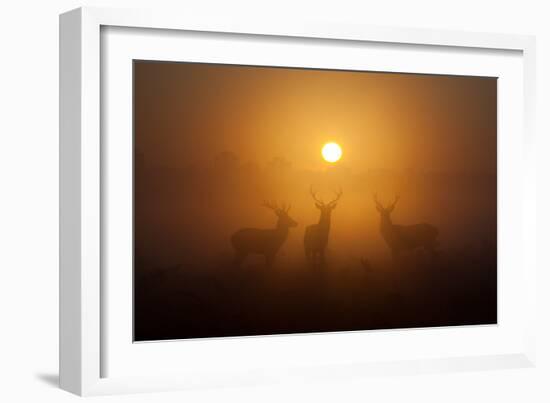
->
[304,186,343,266]
[374,194,439,259]
[231,201,297,267]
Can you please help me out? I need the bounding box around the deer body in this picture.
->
[304,214,331,264]
[304,187,342,266]
[374,195,438,258]
[231,201,297,267]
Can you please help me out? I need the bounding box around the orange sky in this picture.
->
[134,61,496,175]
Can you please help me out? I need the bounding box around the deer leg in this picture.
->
[391,248,399,262]
[319,248,326,267]
[309,249,323,268]
[305,248,312,265]
[233,251,246,267]
[425,244,438,261]
[313,250,321,268]
[309,249,320,268]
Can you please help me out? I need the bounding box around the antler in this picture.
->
[262,200,291,213]
[373,193,383,209]
[262,200,279,211]
[279,201,291,213]
[309,185,324,205]
[389,195,400,209]
[373,193,400,210]
[327,186,343,206]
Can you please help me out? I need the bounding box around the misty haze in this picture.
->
[134,61,497,341]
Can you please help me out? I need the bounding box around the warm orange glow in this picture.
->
[133,61,498,341]
[322,142,342,163]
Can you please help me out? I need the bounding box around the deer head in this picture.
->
[310,186,343,215]
[373,193,400,221]
[262,200,298,228]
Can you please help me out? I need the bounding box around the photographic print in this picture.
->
[134,61,497,341]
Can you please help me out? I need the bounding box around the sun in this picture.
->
[322,142,342,163]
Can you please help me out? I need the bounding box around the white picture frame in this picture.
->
[59,6,537,396]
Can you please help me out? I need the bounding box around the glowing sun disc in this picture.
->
[322,142,342,163]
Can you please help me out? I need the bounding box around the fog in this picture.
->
[133,61,496,341]
[135,152,496,270]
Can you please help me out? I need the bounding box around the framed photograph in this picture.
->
[60,7,537,396]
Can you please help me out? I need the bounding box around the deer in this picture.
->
[304,186,343,266]
[373,194,439,259]
[231,200,297,267]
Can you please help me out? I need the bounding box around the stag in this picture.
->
[373,194,439,259]
[304,186,343,266]
[231,201,297,267]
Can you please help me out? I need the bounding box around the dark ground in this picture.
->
[134,243,496,341]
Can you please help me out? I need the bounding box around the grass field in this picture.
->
[135,243,496,341]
